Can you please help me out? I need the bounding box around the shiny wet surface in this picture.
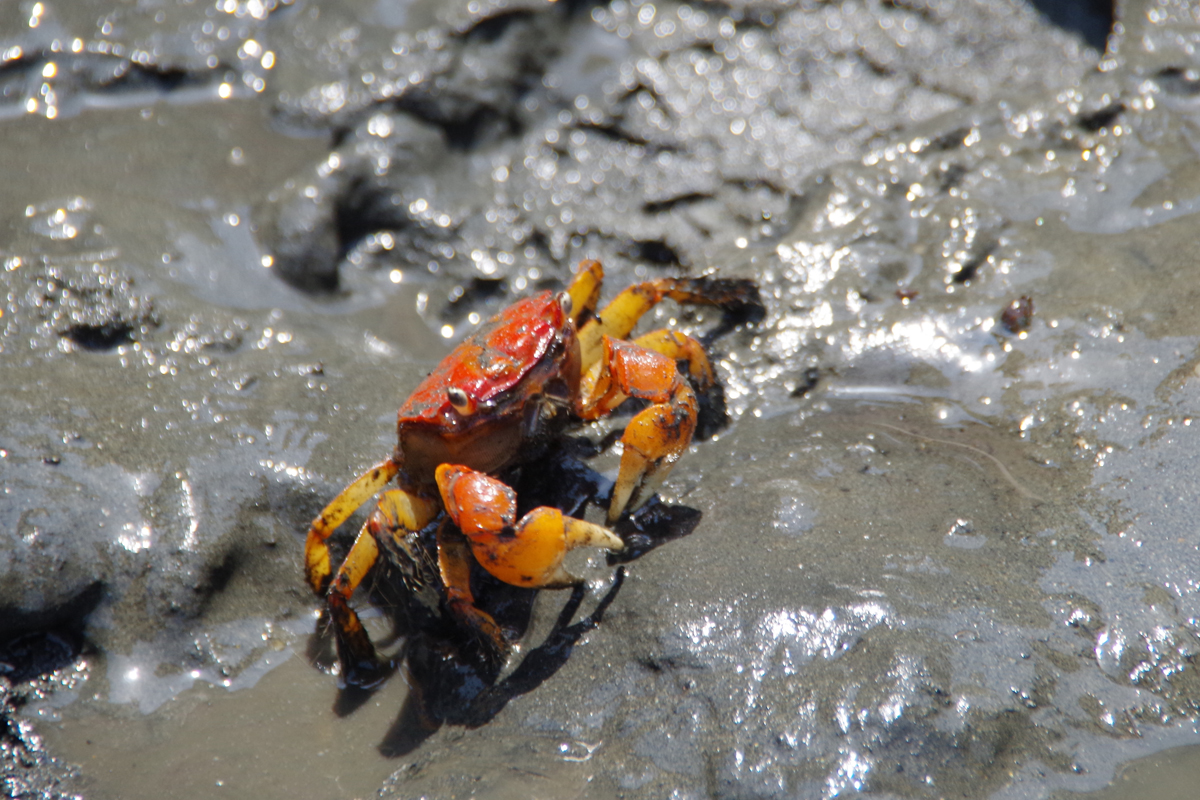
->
[6,0,1200,799]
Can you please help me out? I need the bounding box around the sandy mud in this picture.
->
[5,0,1200,798]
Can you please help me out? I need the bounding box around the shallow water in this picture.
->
[1054,743,1200,800]
[47,655,407,800]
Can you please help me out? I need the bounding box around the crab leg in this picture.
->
[304,458,401,595]
[434,523,511,659]
[575,272,763,368]
[322,489,438,686]
[632,328,715,389]
[576,335,699,522]
[435,464,624,588]
[565,259,604,323]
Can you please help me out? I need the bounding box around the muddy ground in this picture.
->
[5,0,1200,798]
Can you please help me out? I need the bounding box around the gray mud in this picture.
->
[5,0,1200,798]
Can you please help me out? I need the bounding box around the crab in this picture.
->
[304,259,763,686]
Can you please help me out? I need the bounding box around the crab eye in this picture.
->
[447,386,476,416]
[556,291,573,317]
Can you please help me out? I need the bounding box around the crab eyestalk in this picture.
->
[447,386,476,416]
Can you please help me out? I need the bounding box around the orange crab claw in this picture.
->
[607,382,697,522]
[435,464,624,588]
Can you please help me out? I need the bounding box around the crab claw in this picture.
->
[607,379,698,523]
[436,464,624,588]
[574,335,700,523]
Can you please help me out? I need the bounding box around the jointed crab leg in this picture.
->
[574,271,762,368]
[578,328,715,404]
[436,464,624,588]
[305,458,401,595]
[435,523,511,657]
[566,259,603,323]
[630,329,715,389]
[325,520,382,683]
[322,489,439,686]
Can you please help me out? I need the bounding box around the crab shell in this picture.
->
[392,291,581,489]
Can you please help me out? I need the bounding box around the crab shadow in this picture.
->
[306,444,702,757]
[376,565,626,757]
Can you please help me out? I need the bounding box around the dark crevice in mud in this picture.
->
[386,5,579,151]
[62,321,135,350]
[571,120,652,148]
[911,74,977,106]
[688,40,719,57]
[726,177,789,196]
[1077,102,1124,132]
[0,629,88,800]
[880,0,943,26]
[333,176,392,262]
[0,52,38,78]
[330,176,439,274]
[790,366,822,398]
[695,379,730,440]
[857,49,897,79]
[930,126,972,152]
[1154,67,1200,97]
[1,52,214,95]
[561,0,609,20]
[938,162,969,192]
[636,654,692,673]
[440,104,523,152]
[952,239,999,284]
[1028,0,1115,52]
[0,582,103,642]
[643,193,713,215]
[0,628,85,686]
[462,9,538,44]
[615,83,676,121]
[195,549,240,606]
[28,266,159,348]
[699,2,780,31]
[110,62,208,94]
[392,94,526,151]
[629,239,684,267]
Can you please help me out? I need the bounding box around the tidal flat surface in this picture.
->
[5,0,1200,798]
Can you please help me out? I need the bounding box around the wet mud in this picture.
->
[5,0,1200,798]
